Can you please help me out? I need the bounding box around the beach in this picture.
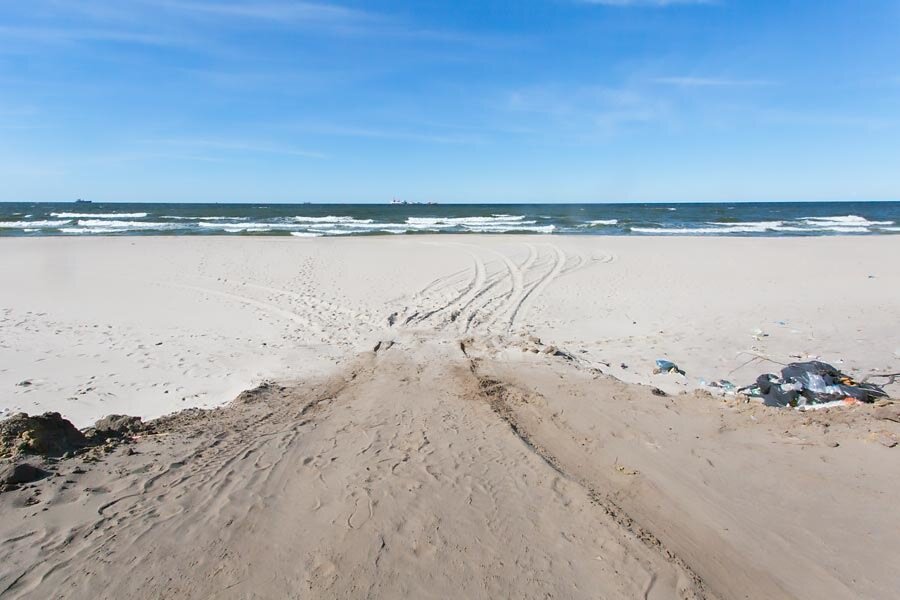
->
[1,235,899,599]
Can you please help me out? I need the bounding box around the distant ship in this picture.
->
[74,198,92,204]
[390,197,438,205]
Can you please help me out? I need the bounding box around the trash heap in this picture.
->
[742,361,887,408]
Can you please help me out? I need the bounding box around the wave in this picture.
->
[803,226,877,233]
[52,212,148,218]
[289,232,322,237]
[0,220,71,228]
[462,224,556,233]
[632,225,774,234]
[585,219,618,226]
[161,215,249,221]
[711,221,784,228]
[302,228,356,235]
[60,227,129,234]
[76,220,182,229]
[292,216,374,224]
[316,221,423,230]
[406,216,528,226]
[802,215,893,227]
[196,222,297,230]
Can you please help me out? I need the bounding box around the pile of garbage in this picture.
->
[741,361,888,408]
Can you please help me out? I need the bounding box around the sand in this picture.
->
[1,235,899,599]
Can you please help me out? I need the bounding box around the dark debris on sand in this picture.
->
[0,411,154,493]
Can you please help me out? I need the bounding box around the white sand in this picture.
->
[2,235,897,425]
[1,235,899,599]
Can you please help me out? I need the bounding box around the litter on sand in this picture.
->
[740,361,887,408]
[654,359,685,375]
[701,379,736,392]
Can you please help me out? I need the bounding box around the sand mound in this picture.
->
[0,412,87,459]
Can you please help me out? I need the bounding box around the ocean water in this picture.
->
[0,201,898,237]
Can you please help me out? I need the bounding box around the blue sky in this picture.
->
[1,0,898,203]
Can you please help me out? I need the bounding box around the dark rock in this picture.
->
[235,382,273,405]
[1,462,48,486]
[0,412,87,458]
[93,415,144,436]
[651,387,667,397]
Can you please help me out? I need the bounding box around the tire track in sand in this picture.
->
[506,244,567,333]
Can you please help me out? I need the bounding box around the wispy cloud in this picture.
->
[2,0,506,54]
[0,25,188,48]
[293,123,483,145]
[504,84,669,139]
[157,0,375,27]
[652,77,775,87]
[139,137,328,159]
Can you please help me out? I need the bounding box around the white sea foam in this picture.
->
[289,231,322,237]
[802,215,892,227]
[808,226,875,233]
[52,212,148,218]
[406,216,528,226]
[0,220,71,228]
[162,215,249,221]
[292,216,374,224]
[60,227,129,234]
[769,225,808,232]
[197,221,296,230]
[632,225,772,234]
[462,224,556,233]
[316,229,361,235]
[318,221,419,230]
[879,227,900,232]
[77,220,181,229]
[585,219,618,226]
[711,221,783,229]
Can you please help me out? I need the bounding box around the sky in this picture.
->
[1,0,899,203]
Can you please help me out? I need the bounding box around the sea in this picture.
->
[1,201,898,237]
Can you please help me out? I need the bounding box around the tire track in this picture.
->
[410,252,486,327]
[507,244,566,332]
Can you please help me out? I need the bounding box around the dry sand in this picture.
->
[1,235,899,599]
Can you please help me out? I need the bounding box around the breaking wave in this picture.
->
[52,212,148,218]
[0,220,71,228]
